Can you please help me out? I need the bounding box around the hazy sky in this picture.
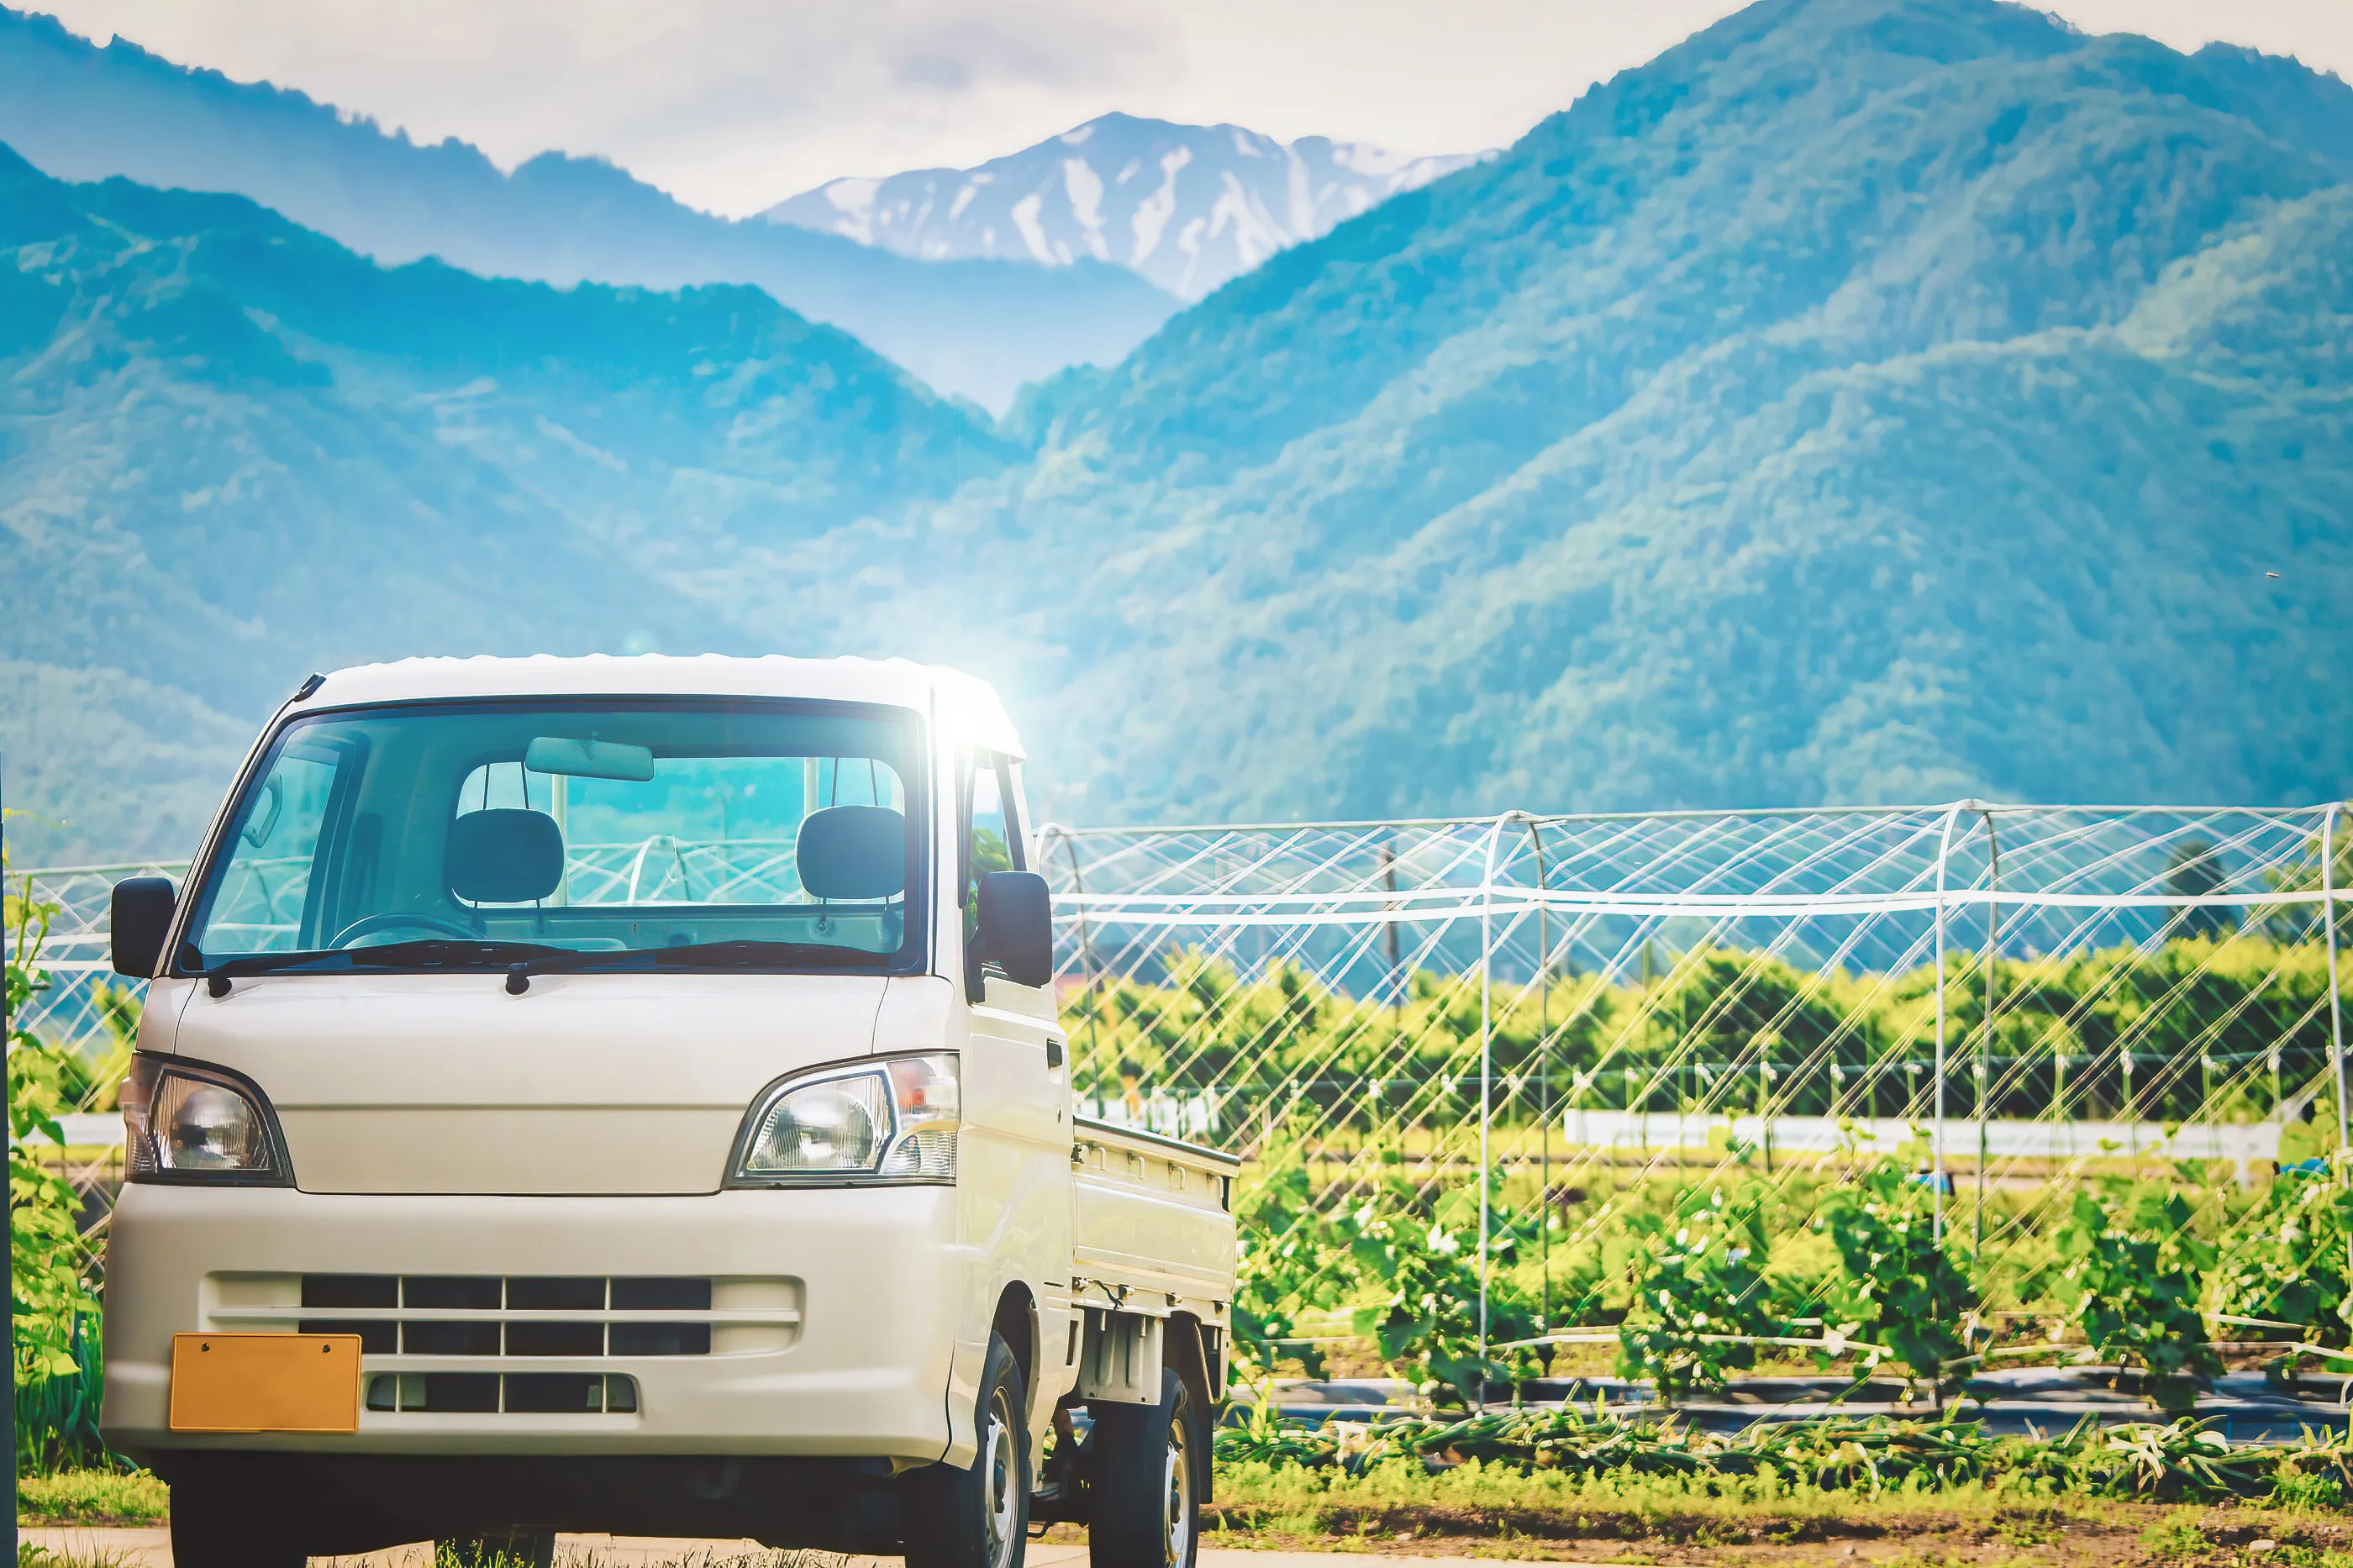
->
[34,0,2353,218]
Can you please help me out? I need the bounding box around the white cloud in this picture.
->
[31,0,2353,218]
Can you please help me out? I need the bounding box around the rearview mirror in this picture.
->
[112,876,177,978]
[524,735,655,781]
[971,871,1053,992]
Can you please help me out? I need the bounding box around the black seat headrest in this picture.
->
[797,806,905,901]
[447,809,564,904]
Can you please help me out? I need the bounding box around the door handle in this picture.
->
[1046,1037,1065,1069]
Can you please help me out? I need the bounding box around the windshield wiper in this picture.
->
[201,939,571,995]
[499,938,885,994]
[498,946,654,993]
[201,949,357,994]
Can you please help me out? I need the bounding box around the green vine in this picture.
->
[1814,1150,1977,1390]
[2055,1178,2223,1416]
[1616,1164,1778,1402]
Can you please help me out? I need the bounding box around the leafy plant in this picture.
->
[1338,1158,1544,1406]
[2206,1156,2352,1350]
[1345,1197,1490,1405]
[1231,1137,1350,1381]
[9,873,101,1394]
[1616,1167,1779,1402]
[16,1313,113,1475]
[2270,1459,2348,1511]
[2054,1182,2223,1415]
[1814,1150,1978,1389]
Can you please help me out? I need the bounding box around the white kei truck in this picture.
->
[99,655,1237,1568]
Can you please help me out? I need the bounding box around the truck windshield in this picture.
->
[178,698,925,974]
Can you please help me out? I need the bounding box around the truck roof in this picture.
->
[293,653,1025,756]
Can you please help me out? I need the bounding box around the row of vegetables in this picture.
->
[1213,1402,2353,1503]
[1231,1134,2352,1413]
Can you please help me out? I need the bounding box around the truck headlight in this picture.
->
[123,1054,292,1185]
[729,1054,959,1185]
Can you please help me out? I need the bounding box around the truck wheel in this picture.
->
[1089,1367,1200,1568]
[904,1331,1029,1568]
[170,1481,306,1568]
[444,1531,557,1567]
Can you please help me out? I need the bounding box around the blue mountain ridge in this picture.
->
[0,6,1178,413]
[0,142,1017,858]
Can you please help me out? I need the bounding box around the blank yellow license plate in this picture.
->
[169,1333,363,1434]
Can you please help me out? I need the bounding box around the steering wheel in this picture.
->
[329,911,482,949]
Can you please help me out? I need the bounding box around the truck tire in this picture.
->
[903,1331,1029,1568]
[170,1481,307,1568]
[1089,1367,1200,1568]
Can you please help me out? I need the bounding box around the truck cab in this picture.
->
[101,655,1235,1568]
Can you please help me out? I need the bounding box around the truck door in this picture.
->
[955,751,1072,1429]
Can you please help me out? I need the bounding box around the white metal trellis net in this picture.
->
[1040,802,2350,1380]
[10,802,2349,1364]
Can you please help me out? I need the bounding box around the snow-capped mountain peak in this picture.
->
[764,112,1488,300]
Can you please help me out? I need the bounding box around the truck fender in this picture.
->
[1165,1313,1217,1505]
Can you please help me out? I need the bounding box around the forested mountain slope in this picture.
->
[0,146,1014,859]
[0,8,1176,410]
[940,0,2353,823]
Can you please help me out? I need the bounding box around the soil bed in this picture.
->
[1190,1501,2352,1566]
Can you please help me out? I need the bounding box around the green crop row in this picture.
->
[1213,1404,2353,1505]
[1232,1129,2353,1409]
[1064,933,2345,1128]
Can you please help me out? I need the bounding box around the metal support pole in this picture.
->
[2324,802,2348,1179]
[1931,803,1966,1240]
[3,758,15,1560]
[1475,813,1513,1412]
[1977,809,1998,1259]
[1382,839,1403,1013]
[1527,819,1551,1334]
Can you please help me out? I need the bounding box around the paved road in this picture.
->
[17,1534,1588,1568]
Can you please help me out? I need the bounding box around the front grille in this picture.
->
[206,1272,800,1386]
[297,1275,714,1358]
[366,1371,638,1414]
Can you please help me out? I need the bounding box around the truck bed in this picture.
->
[1069,1118,1238,1322]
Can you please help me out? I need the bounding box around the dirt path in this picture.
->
[23,1511,2346,1568]
[12,1538,1591,1568]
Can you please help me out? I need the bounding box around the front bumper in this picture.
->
[102,1181,968,1464]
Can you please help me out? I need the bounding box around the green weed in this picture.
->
[2138,1517,2210,1557]
[13,1468,168,1524]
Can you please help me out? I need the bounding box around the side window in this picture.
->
[202,750,342,954]
[961,752,1025,923]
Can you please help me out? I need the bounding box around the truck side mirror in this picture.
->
[972,871,1053,992]
[112,876,178,979]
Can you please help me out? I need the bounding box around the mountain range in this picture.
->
[0,144,1012,857]
[5,0,2352,864]
[0,7,1175,412]
[766,113,1484,302]
[955,0,2353,822]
